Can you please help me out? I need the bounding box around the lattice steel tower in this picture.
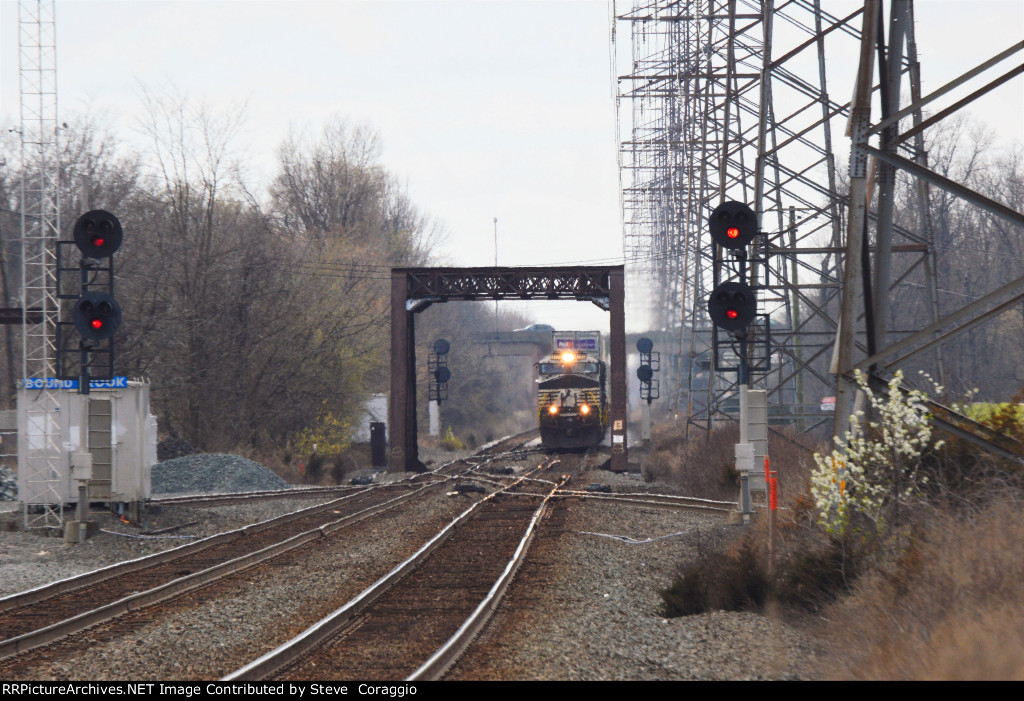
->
[18,0,63,529]
[614,1,943,435]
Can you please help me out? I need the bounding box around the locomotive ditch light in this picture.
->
[579,403,591,415]
[548,405,559,415]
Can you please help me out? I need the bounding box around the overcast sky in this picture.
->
[2,0,1022,332]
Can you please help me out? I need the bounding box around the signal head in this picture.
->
[73,210,123,259]
[709,201,757,250]
[707,281,756,333]
[434,366,451,384]
[636,365,654,382]
[72,291,122,341]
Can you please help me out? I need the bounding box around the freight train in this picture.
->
[535,331,608,449]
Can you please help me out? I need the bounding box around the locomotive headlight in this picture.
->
[548,405,559,415]
[560,351,576,364]
[579,403,591,415]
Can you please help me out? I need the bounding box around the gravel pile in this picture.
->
[151,454,291,495]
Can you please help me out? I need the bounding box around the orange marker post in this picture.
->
[765,456,776,574]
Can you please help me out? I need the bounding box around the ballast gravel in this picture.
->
[151,453,291,495]
[0,452,827,680]
[450,484,823,681]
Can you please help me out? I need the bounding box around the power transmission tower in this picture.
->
[18,0,63,530]
[613,1,944,438]
[832,1,1024,447]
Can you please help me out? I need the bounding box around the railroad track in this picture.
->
[554,489,736,513]
[224,450,590,681]
[150,484,360,508]
[0,434,541,668]
[1,433,710,680]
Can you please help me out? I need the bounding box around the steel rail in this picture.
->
[0,487,380,616]
[151,484,362,507]
[407,480,565,681]
[0,434,535,665]
[0,484,435,662]
[152,439,503,508]
[555,489,737,513]
[223,459,563,681]
[556,489,735,506]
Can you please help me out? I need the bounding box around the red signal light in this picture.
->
[91,319,103,329]
[73,210,122,258]
[727,227,740,239]
[726,309,739,320]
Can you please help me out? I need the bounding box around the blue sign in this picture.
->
[23,377,129,390]
[556,338,597,350]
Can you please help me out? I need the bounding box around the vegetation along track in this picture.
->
[0,433,539,665]
[224,449,595,681]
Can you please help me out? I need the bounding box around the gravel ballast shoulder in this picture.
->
[450,499,822,680]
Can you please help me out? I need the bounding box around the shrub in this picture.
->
[660,568,708,617]
[772,537,850,610]
[295,408,353,458]
[440,426,464,451]
[660,534,768,616]
[812,370,943,536]
[305,453,324,484]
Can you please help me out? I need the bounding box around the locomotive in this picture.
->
[535,331,608,449]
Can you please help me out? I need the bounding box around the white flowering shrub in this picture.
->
[812,370,944,536]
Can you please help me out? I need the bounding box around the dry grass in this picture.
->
[642,420,817,502]
[649,417,1024,680]
[642,422,741,499]
[825,499,1024,680]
